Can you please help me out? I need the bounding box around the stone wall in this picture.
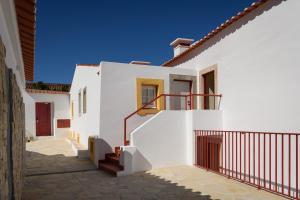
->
[0,37,25,199]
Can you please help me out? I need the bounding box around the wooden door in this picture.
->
[35,102,51,136]
[172,80,192,110]
[203,71,215,109]
[196,135,221,172]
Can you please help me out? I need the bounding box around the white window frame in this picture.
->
[142,85,157,108]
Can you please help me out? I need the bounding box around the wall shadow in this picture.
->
[23,149,216,200]
[25,150,97,176]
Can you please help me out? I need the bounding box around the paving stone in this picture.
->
[23,138,285,200]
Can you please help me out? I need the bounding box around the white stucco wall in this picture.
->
[23,91,35,137]
[98,62,196,159]
[0,0,37,139]
[176,0,300,133]
[0,0,25,86]
[70,65,101,148]
[28,92,70,138]
[119,110,223,175]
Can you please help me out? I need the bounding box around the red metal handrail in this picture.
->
[123,93,222,145]
[194,130,300,199]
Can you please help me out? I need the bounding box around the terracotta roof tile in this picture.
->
[15,0,36,81]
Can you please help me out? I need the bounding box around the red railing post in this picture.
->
[244,132,246,182]
[269,134,272,190]
[258,133,261,189]
[195,131,197,165]
[253,133,256,185]
[232,132,234,178]
[228,132,232,177]
[225,131,227,176]
[288,134,291,197]
[124,119,127,146]
[282,134,284,194]
[275,134,278,192]
[296,134,298,200]
[264,133,266,188]
[206,131,208,170]
[236,132,238,178]
[249,132,250,182]
[240,132,242,179]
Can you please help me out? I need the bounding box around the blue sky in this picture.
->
[35,0,254,84]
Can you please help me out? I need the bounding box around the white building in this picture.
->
[0,0,36,198]
[32,0,300,199]
[25,86,70,139]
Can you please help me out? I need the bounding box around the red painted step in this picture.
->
[98,146,124,176]
[98,160,123,176]
[105,153,121,166]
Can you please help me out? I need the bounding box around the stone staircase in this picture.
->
[98,147,124,176]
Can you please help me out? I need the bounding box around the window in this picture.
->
[142,85,157,108]
[57,119,70,128]
[136,78,164,115]
[78,91,81,116]
[71,100,74,119]
[83,87,87,114]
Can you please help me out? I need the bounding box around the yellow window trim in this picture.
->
[136,78,164,116]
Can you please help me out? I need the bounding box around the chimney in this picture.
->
[129,61,151,65]
[170,38,194,57]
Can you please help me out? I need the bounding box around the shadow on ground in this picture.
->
[25,151,97,176]
[23,151,214,200]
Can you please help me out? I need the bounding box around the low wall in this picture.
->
[119,110,223,175]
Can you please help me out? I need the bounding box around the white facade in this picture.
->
[26,91,71,138]
[119,110,223,175]
[0,0,26,94]
[98,62,196,156]
[68,1,300,193]
[175,0,300,133]
[70,65,101,147]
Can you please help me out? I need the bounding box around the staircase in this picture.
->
[98,147,124,176]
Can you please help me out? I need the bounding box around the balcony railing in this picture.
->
[194,130,300,199]
[123,93,222,145]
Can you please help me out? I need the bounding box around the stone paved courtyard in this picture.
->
[23,138,285,200]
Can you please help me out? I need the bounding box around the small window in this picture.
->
[71,100,74,119]
[142,85,157,108]
[83,87,87,114]
[78,91,81,116]
[57,119,70,128]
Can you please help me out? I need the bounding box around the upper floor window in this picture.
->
[83,87,87,114]
[78,91,81,116]
[71,100,74,119]
[142,85,157,108]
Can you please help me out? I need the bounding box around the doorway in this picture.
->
[172,80,192,110]
[196,135,221,172]
[202,71,215,109]
[35,102,52,136]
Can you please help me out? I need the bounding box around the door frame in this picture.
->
[35,102,53,136]
[199,64,218,109]
[169,74,197,109]
[173,79,193,110]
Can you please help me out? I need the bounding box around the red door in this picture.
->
[35,102,51,136]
